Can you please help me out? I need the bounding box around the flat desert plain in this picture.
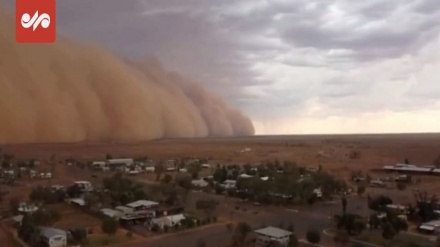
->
[3,133,440,169]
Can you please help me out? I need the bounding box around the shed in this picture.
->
[126,200,159,211]
[254,226,292,246]
[40,227,67,247]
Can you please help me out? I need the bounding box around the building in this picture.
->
[150,214,185,230]
[115,206,134,215]
[74,181,93,192]
[254,226,292,247]
[419,220,440,234]
[382,164,440,175]
[126,200,159,211]
[192,179,209,188]
[107,158,134,167]
[100,208,123,219]
[221,180,237,189]
[155,206,184,218]
[18,203,39,214]
[40,227,67,247]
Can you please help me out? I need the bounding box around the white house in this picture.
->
[107,158,134,165]
[192,179,209,188]
[74,181,93,192]
[254,226,292,246]
[115,206,134,215]
[40,227,67,247]
[221,180,237,189]
[419,220,440,234]
[150,214,185,230]
[100,208,123,219]
[18,203,39,214]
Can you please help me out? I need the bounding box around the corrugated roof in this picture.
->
[254,226,292,238]
[40,227,66,238]
[126,200,159,208]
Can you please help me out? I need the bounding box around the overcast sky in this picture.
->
[18,0,440,134]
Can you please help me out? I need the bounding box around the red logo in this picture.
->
[16,0,56,43]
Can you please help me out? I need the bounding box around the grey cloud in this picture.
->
[3,0,440,121]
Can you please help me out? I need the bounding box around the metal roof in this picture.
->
[254,226,292,238]
[126,200,159,208]
[40,227,66,238]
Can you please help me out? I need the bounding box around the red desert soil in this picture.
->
[1,134,440,245]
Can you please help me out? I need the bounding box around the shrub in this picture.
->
[397,182,406,191]
[101,238,110,246]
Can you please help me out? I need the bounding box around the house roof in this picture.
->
[126,200,159,208]
[254,226,292,238]
[100,208,123,218]
[70,198,85,206]
[40,227,66,238]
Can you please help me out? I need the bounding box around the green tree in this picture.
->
[18,214,41,246]
[233,222,251,245]
[306,229,321,246]
[162,174,173,184]
[101,217,119,236]
[155,163,164,181]
[382,222,396,245]
[357,184,366,196]
[32,207,61,226]
[397,182,406,191]
[289,234,299,247]
[84,193,100,209]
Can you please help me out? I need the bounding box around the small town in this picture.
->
[1,152,440,247]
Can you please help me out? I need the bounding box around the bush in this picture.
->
[397,182,406,191]
[101,238,110,246]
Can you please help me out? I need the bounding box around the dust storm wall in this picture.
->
[0,7,255,144]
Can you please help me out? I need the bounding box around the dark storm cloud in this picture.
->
[3,0,440,122]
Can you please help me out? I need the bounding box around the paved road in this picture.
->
[119,194,435,247]
[121,202,337,247]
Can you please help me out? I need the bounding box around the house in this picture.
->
[74,181,93,192]
[11,215,23,227]
[221,180,237,189]
[70,198,86,207]
[239,174,253,179]
[150,214,185,230]
[107,158,134,167]
[92,161,109,171]
[370,179,385,187]
[40,227,67,247]
[18,203,39,214]
[145,166,155,172]
[254,226,292,246]
[192,179,209,188]
[100,208,123,219]
[419,220,440,234]
[155,206,184,218]
[115,206,134,215]
[126,200,159,211]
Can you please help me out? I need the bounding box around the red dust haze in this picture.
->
[0,6,254,143]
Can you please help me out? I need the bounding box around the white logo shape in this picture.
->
[21,11,51,31]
